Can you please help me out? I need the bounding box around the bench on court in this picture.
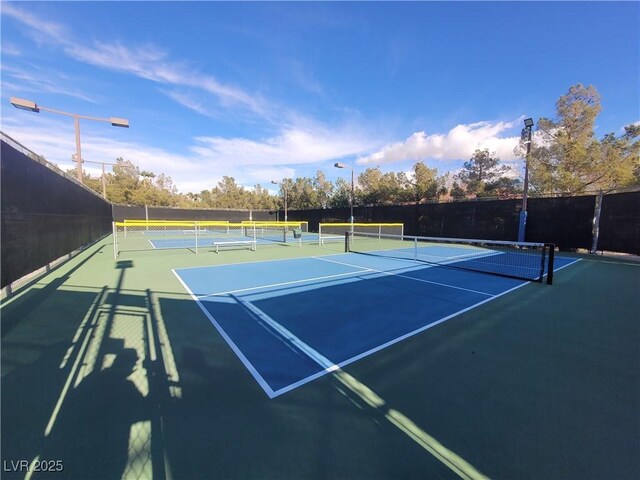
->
[212,240,257,253]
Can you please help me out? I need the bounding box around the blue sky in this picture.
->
[1,1,638,194]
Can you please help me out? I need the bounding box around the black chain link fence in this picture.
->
[287,191,639,255]
[1,136,112,288]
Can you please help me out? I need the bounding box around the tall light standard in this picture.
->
[271,180,288,222]
[10,97,129,182]
[73,155,116,199]
[518,118,534,243]
[334,162,354,229]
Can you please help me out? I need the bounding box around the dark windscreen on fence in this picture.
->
[287,192,638,254]
[416,200,521,240]
[1,137,112,288]
[598,191,640,255]
[526,195,596,250]
[288,200,522,241]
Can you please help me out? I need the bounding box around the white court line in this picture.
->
[171,254,583,400]
[174,255,322,272]
[231,293,491,479]
[234,297,339,375]
[171,269,277,398]
[174,261,528,399]
[313,256,494,297]
[196,268,374,299]
[549,258,582,273]
[270,279,530,398]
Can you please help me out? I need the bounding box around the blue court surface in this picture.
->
[173,252,579,398]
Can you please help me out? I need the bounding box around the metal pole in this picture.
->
[102,162,107,198]
[350,168,354,231]
[591,191,603,254]
[284,187,288,223]
[112,221,117,259]
[522,126,532,213]
[518,126,532,242]
[74,114,83,182]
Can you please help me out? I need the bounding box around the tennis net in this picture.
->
[347,232,555,284]
[319,223,404,246]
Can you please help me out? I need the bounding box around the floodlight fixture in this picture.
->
[110,117,129,128]
[10,97,39,112]
[9,97,129,182]
[524,118,534,128]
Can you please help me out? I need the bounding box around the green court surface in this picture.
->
[1,236,639,479]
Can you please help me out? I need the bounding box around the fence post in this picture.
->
[591,191,603,254]
[112,222,117,259]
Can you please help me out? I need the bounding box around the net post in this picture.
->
[253,221,257,247]
[345,231,351,252]
[319,223,322,246]
[112,221,117,259]
[195,221,198,254]
[546,244,555,285]
[414,237,418,261]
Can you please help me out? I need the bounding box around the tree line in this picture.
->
[73,84,639,209]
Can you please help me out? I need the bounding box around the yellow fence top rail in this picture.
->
[319,222,404,227]
[123,219,230,224]
[114,221,305,228]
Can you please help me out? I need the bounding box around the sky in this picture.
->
[1,1,639,195]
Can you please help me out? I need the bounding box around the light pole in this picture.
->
[271,180,288,222]
[334,162,354,229]
[10,97,129,182]
[73,155,116,199]
[518,117,534,243]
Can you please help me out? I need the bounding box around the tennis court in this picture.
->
[174,248,577,398]
[113,221,321,254]
[2,233,638,479]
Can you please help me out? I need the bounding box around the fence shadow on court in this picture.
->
[1,261,188,479]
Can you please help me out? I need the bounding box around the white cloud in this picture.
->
[159,89,218,118]
[2,116,376,193]
[192,125,374,166]
[1,65,97,102]
[2,5,272,121]
[356,120,522,166]
[1,4,68,43]
[66,41,269,116]
[1,42,22,56]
